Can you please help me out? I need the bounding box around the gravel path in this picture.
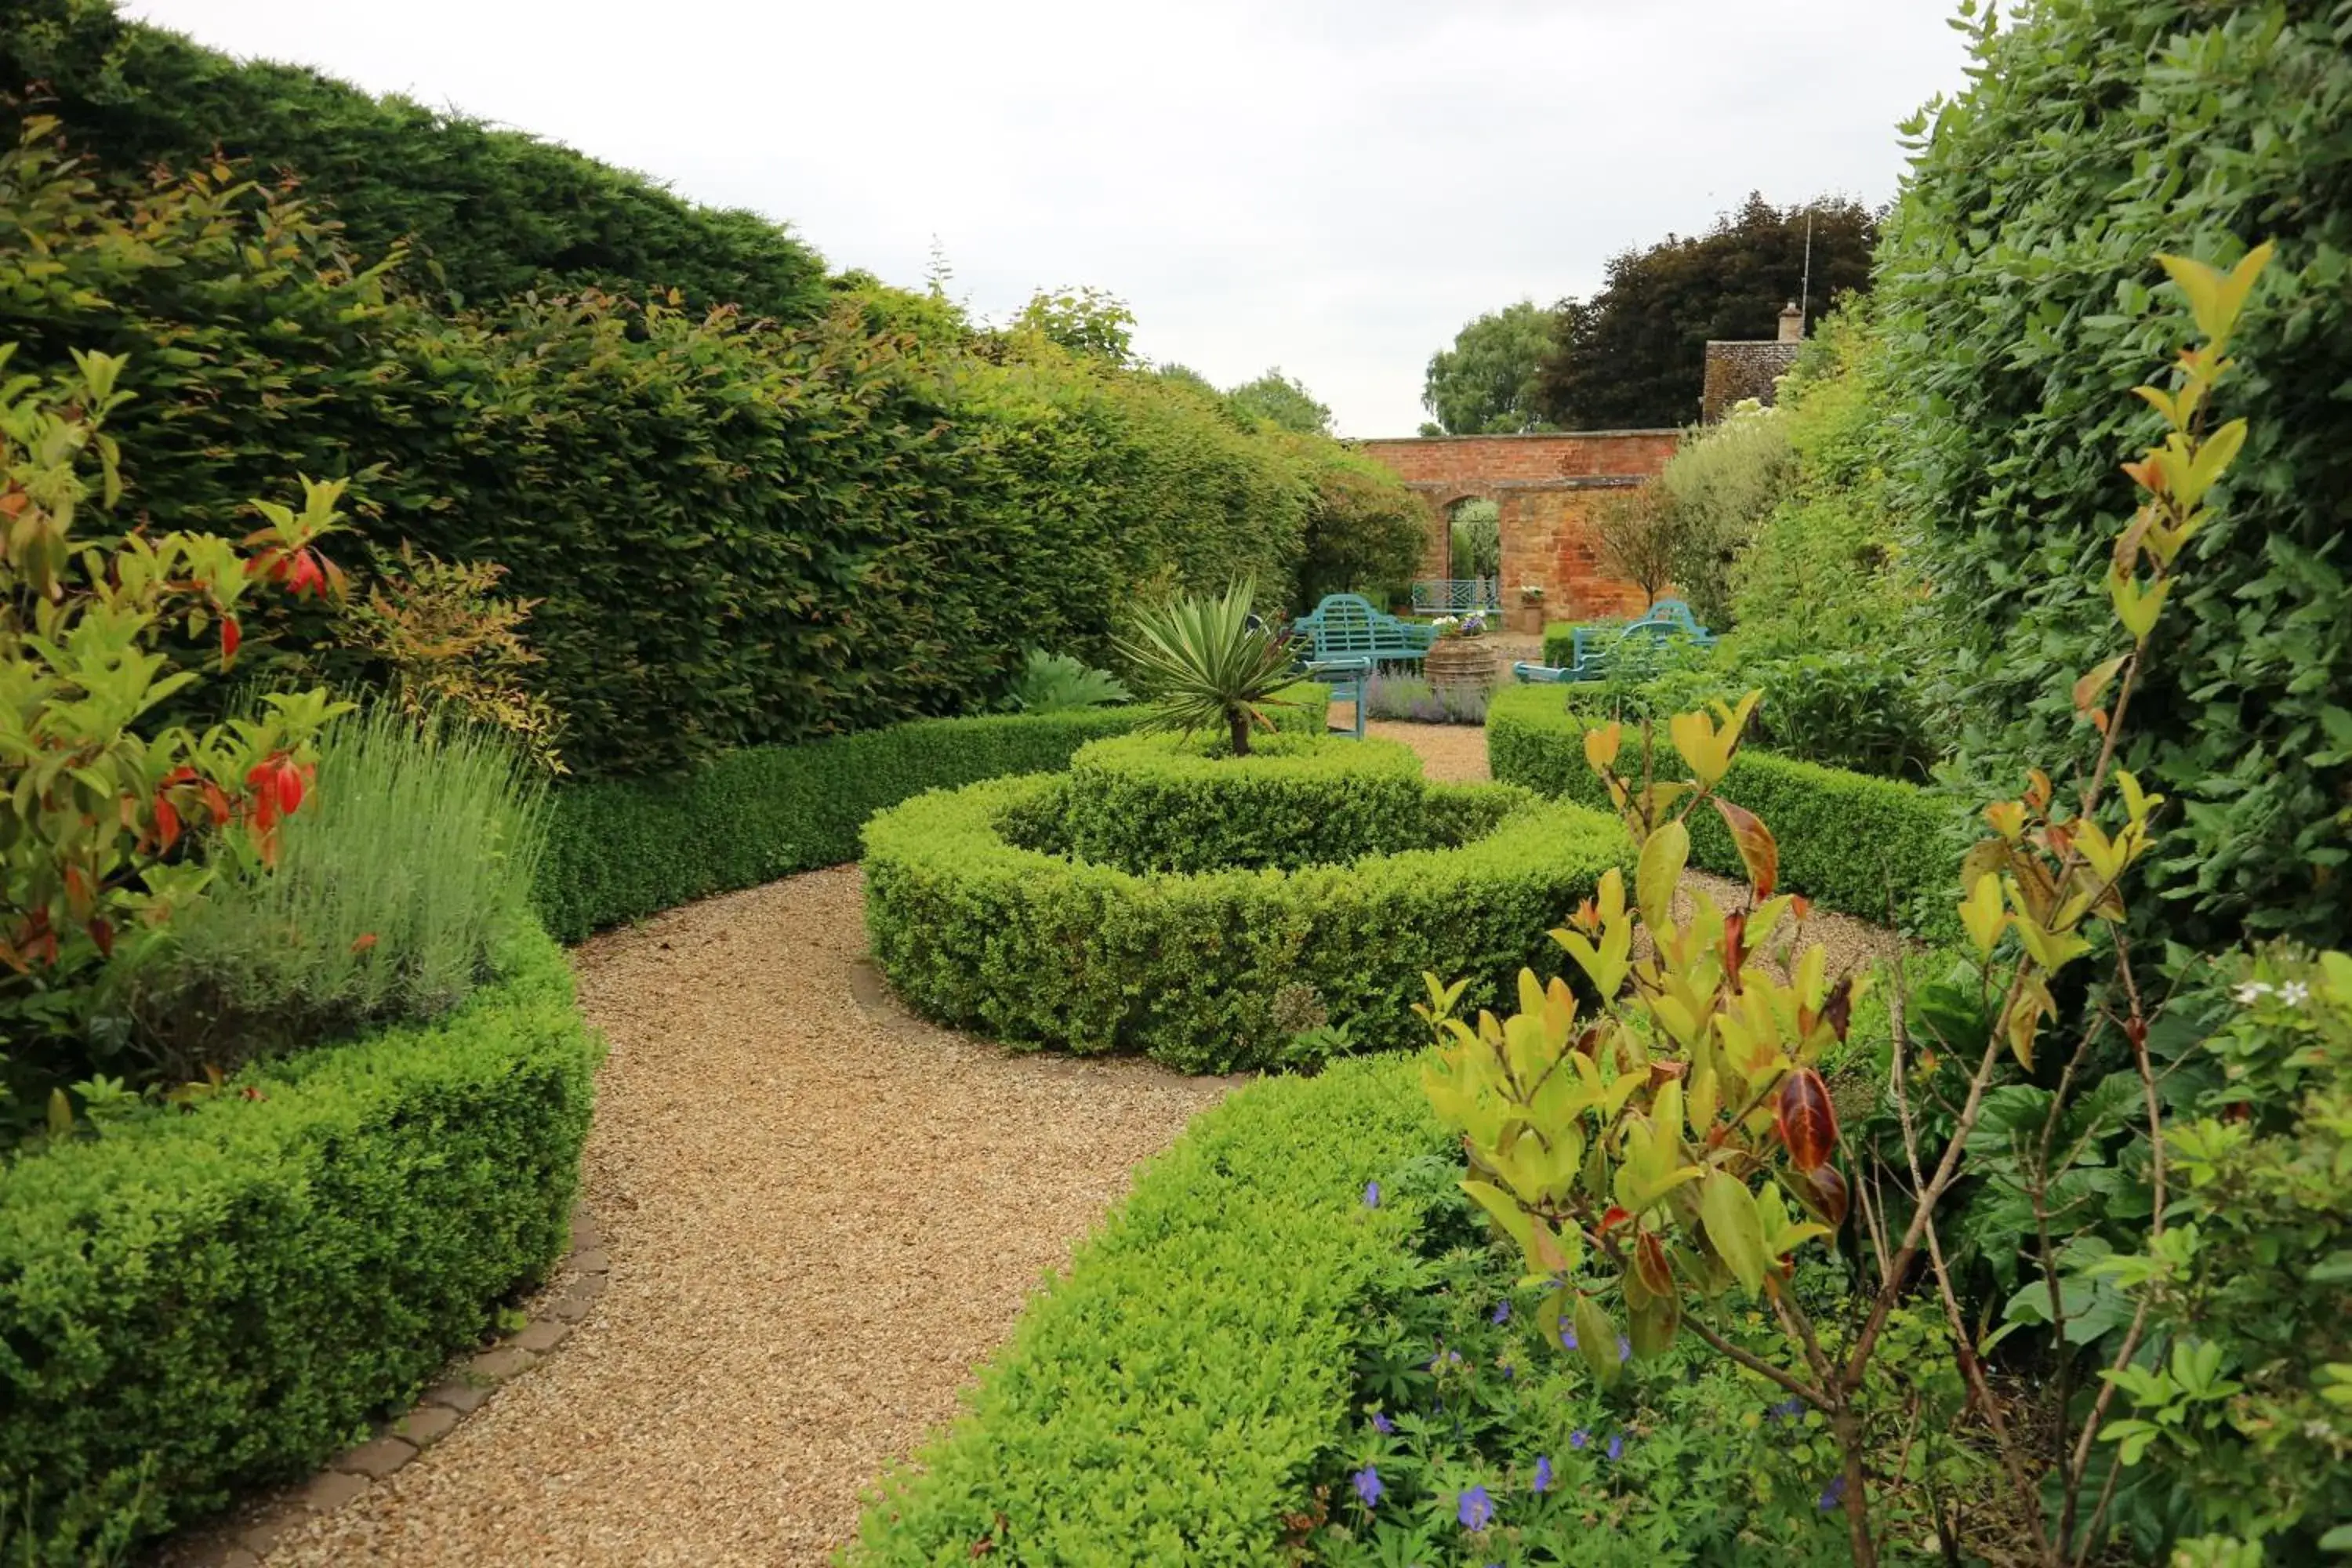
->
[258,866,1232,1567]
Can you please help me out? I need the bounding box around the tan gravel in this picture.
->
[258,866,1231,1568]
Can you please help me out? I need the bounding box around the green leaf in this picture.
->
[1698,1168,1769,1297]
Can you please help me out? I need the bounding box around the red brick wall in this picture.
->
[1352,432,1681,623]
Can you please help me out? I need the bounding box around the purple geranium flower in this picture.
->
[1532,1455,1554,1494]
[1491,1299,1512,1325]
[1457,1486,1494,1530]
[1353,1466,1384,1508]
[1559,1324,1579,1351]
[1616,1334,1632,1363]
[1818,1475,1847,1512]
[1606,1433,1624,1462]
[1370,1410,1394,1436]
[1768,1396,1806,1421]
[1569,1428,1589,1450]
[1363,1181,1381,1208]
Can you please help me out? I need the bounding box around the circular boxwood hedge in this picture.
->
[860,764,1629,1073]
[1061,731,1429,873]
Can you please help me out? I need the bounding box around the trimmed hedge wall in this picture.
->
[534,692,1327,942]
[1486,684,1966,939]
[851,1053,1444,1565]
[862,771,1627,1073]
[1062,731,1428,873]
[0,927,601,1563]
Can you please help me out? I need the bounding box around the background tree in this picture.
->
[1587,485,1681,606]
[1536,194,1876,430]
[1225,367,1332,435]
[1421,299,1559,434]
[1009,286,1135,362]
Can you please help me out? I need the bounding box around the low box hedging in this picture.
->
[534,689,1330,942]
[849,1052,1444,1566]
[1486,684,1967,939]
[862,771,1627,1073]
[1062,731,1428,873]
[0,926,601,1564]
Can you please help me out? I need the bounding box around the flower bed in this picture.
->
[0,926,601,1562]
[861,760,1626,1073]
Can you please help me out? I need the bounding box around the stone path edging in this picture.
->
[158,1203,608,1568]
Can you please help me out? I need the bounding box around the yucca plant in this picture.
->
[1114,581,1298,757]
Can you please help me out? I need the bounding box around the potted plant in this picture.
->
[1515,583,1548,636]
[1424,612,1499,691]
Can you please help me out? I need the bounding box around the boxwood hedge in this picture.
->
[862,771,1627,1073]
[1062,731,1428,873]
[1486,684,1966,939]
[0,926,601,1563]
[850,1052,1445,1566]
[535,691,1328,942]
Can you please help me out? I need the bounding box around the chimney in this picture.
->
[1777,301,1804,344]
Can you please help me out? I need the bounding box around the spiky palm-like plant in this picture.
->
[1114,581,1298,757]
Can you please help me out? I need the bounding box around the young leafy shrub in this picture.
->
[1115,580,1302,756]
[1060,731,1427,873]
[1001,648,1130,713]
[114,707,549,1079]
[1656,401,1797,627]
[0,344,346,1124]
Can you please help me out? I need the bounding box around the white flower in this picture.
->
[2233,982,2274,1005]
[2280,981,2310,1007]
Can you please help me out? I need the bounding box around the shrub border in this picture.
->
[533,688,1329,942]
[848,1054,1443,1564]
[0,927,602,1563]
[1486,684,1967,940]
[862,771,1628,1073]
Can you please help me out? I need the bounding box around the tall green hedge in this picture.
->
[0,0,829,321]
[0,927,600,1564]
[0,111,1388,777]
[851,1053,1445,1565]
[1878,0,2352,948]
[1486,685,1966,939]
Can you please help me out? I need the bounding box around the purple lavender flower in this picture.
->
[1457,1486,1494,1530]
[1606,1433,1624,1462]
[1817,1475,1847,1512]
[1569,1428,1589,1450]
[1353,1466,1384,1508]
[1491,1299,1512,1325]
[1363,1181,1381,1209]
[1532,1455,1554,1494]
[1370,1410,1394,1436]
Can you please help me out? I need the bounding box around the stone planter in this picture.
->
[1512,603,1545,636]
[1424,637,1499,692]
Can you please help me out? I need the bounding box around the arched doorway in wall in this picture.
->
[1430,495,1501,615]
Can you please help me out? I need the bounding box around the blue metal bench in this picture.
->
[1410,577,1501,616]
[1290,593,1435,668]
[1514,599,1717,684]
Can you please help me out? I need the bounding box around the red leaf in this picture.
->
[1820,976,1855,1043]
[1599,1206,1634,1236]
[1775,1068,1838,1173]
[350,932,379,954]
[1794,1164,1849,1229]
[220,615,241,663]
[274,761,304,816]
[86,917,114,959]
[154,797,182,852]
[1709,796,1778,900]
[1634,1229,1675,1298]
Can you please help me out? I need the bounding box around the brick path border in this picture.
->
[156,1203,607,1567]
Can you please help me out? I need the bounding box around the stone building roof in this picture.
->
[1700,301,1806,423]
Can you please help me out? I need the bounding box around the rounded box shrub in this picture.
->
[1061,731,1428,873]
[861,770,1628,1074]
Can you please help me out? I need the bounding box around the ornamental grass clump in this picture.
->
[1113,580,1298,756]
[116,706,550,1079]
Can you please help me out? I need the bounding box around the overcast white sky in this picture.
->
[126,0,1973,437]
